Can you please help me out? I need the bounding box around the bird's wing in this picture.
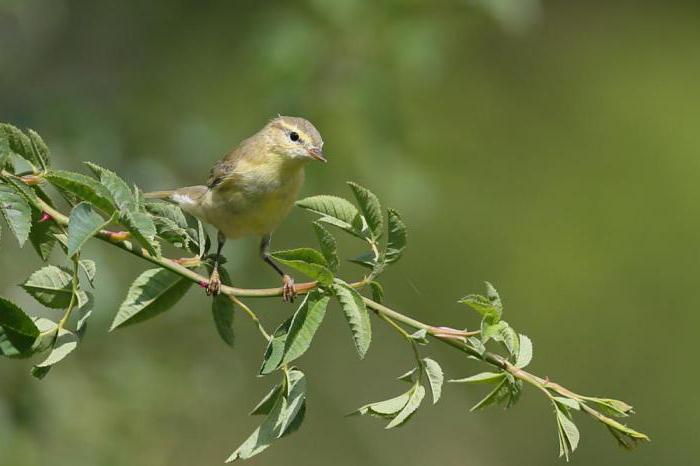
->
[207,136,258,188]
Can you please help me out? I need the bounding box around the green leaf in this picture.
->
[0,124,38,168]
[481,320,519,357]
[28,210,57,261]
[385,209,407,264]
[145,201,188,228]
[347,181,383,239]
[280,290,330,366]
[386,383,425,429]
[84,162,135,211]
[270,248,333,285]
[0,297,39,356]
[76,291,94,339]
[312,222,339,272]
[470,378,509,411]
[34,328,78,369]
[409,328,429,344]
[21,265,73,309]
[584,398,634,417]
[110,268,192,330]
[353,392,411,417]
[555,405,580,460]
[332,281,371,359]
[460,294,500,322]
[66,202,112,257]
[397,367,418,384]
[515,334,533,368]
[369,281,384,303]
[27,129,50,170]
[227,369,307,461]
[212,293,235,347]
[259,317,292,375]
[554,397,581,412]
[423,358,444,404]
[79,260,97,288]
[348,251,376,269]
[0,183,32,246]
[45,170,116,214]
[484,281,503,314]
[250,385,284,416]
[153,216,190,248]
[296,195,364,238]
[121,210,161,257]
[449,372,506,384]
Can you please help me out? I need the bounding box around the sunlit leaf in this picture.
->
[121,210,161,257]
[45,170,116,214]
[270,248,333,285]
[332,280,371,359]
[84,162,135,211]
[0,297,39,357]
[386,383,425,429]
[449,372,506,384]
[259,317,292,375]
[0,183,32,246]
[280,290,330,366]
[66,202,112,257]
[423,358,444,404]
[34,328,78,369]
[21,265,73,309]
[385,209,406,264]
[515,334,533,368]
[110,268,192,330]
[312,222,339,272]
[296,195,364,238]
[348,181,383,239]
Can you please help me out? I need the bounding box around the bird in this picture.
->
[145,116,326,301]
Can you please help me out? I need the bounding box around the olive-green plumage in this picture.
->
[145,116,326,299]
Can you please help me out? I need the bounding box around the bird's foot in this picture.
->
[206,269,221,296]
[282,274,296,303]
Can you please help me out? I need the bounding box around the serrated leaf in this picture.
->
[66,202,111,257]
[467,336,486,355]
[312,222,339,272]
[79,260,97,288]
[409,328,429,344]
[423,358,444,403]
[348,251,376,269]
[397,367,418,383]
[347,182,383,239]
[353,391,411,417]
[110,268,192,330]
[332,281,371,358]
[460,294,501,322]
[259,317,292,375]
[0,297,39,357]
[515,334,533,368]
[585,398,634,417]
[76,291,94,339]
[153,216,190,248]
[251,384,284,416]
[554,397,580,411]
[84,162,135,211]
[449,372,506,384]
[386,384,425,429]
[28,210,57,261]
[27,129,49,170]
[212,293,235,347]
[0,183,31,246]
[369,281,384,303]
[470,378,509,411]
[556,406,580,460]
[385,209,407,264]
[0,124,38,168]
[484,281,503,313]
[145,201,188,228]
[280,290,329,366]
[45,170,116,214]
[270,248,333,285]
[481,320,519,357]
[296,195,364,238]
[34,328,78,368]
[227,369,307,461]
[22,265,73,308]
[121,210,161,257]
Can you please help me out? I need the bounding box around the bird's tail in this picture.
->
[144,190,174,200]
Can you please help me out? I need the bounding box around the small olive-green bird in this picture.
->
[146,116,326,301]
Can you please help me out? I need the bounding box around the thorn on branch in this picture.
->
[106,231,131,242]
[38,212,53,223]
[20,174,42,185]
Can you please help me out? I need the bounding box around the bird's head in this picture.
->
[264,116,326,163]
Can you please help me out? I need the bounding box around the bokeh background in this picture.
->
[0,1,696,465]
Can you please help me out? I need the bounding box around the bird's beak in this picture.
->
[307,147,327,162]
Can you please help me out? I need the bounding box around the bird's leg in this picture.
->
[260,234,296,303]
[206,231,226,296]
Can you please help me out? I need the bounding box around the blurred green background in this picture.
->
[1,0,696,464]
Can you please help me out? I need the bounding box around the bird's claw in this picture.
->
[282,274,296,303]
[206,270,221,296]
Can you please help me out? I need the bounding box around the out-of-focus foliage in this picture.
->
[1,1,697,465]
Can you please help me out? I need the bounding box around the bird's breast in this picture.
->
[202,159,305,239]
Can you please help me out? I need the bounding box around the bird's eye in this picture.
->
[289,131,300,142]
